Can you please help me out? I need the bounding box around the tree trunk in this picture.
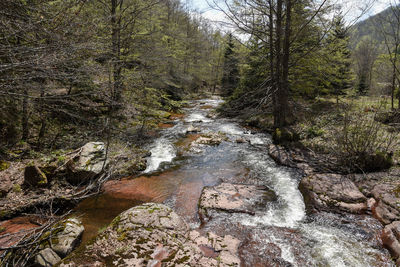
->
[274,0,283,128]
[111,0,122,104]
[21,89,29,141]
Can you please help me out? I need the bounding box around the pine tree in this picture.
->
[221,34,240,97]
[325,15,352,101]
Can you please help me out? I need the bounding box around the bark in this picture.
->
[22,89,29,141]
[273,0,291,128]
[111,0,122,104]
[274,0,283,128]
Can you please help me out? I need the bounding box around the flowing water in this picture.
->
[75,97,393,266]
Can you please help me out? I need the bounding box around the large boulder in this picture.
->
[371,181,400,225]
[299,173,367,214]
[199,183,277,221]
[35,248,61,267]
[24,164,48,187]
[50,218,84,257]
[66,142,108,185]
[382,221,400,265]
[59,203,240,266]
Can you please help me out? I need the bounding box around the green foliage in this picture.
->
[221,34,240,97]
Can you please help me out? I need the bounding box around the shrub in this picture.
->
[334,107,397,172]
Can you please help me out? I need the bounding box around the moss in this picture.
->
[110,215,121,228]
[12,184,22,193]
[0,210,10,219]
[117,232,127,242]
[272,127,300,144]
[0,160,10,171]
[0,226,5,233]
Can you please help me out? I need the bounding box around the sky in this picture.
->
[189,0,394,27]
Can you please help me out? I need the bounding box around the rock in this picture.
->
[196,132,227,146]
[382,221,400,262]
[236,138,247,144]
[186,124,200,133]
[59,203,240,266]
[0,216,42,248]
[66,142,107,185]
[35,248,61,267]
[268,144,295,167]
[371,181,400,225]
[24,165,48,187]
[199,183,277,220]
[51,218,84,257]
[299,173,367,214]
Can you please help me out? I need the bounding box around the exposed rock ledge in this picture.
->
[59,203,241,266]
[198,183,277,221]
[299,173,367,214]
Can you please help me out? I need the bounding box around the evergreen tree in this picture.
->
[221,34,240,97]
[324,15,352,101]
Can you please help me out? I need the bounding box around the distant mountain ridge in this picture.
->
[350,5,398,48]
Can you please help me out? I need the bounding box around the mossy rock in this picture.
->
[272,127,300,144]
[23,165,48,187]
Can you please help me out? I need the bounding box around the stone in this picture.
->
[0,216,41,248]
[66,142,108,185]
[268,144,295,167]
[199,183,277,220]
[51,218,84,257]
[186,124,200,133]
[59,203,240,266]
[236,138,247,144]
[24,165,48,187]
[371,181,400,225]
[35,248,61,267]
[299,173,367,214]
[382,221,400,262]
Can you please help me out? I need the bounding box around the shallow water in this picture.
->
[74,97,393,266]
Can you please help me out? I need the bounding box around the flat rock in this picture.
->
[59,203,240,266]
[371,181,400,225]
[35,248,61,267]
[199,183,277,220]
[299,173,367,214]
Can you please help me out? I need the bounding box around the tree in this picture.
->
[325,15,353,100]
[221,34,240,97]
[376,1,400,108]
[354,37,378,95]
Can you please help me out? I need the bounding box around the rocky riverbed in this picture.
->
[2,97,399,266]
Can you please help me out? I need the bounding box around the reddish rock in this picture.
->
[199,183,276,221]
[371,182,400,225]
[59,204,241,266]
[0,216,42,248]
[382,221,400,262]
[268,144,295,167]
[299,173,367,214]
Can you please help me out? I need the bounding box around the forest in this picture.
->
[2,0,400,266]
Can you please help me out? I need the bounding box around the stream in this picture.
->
[74,97,393,266]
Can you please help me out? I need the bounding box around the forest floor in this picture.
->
[0,109,186,222]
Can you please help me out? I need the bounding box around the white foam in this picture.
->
[144,138,176,173]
